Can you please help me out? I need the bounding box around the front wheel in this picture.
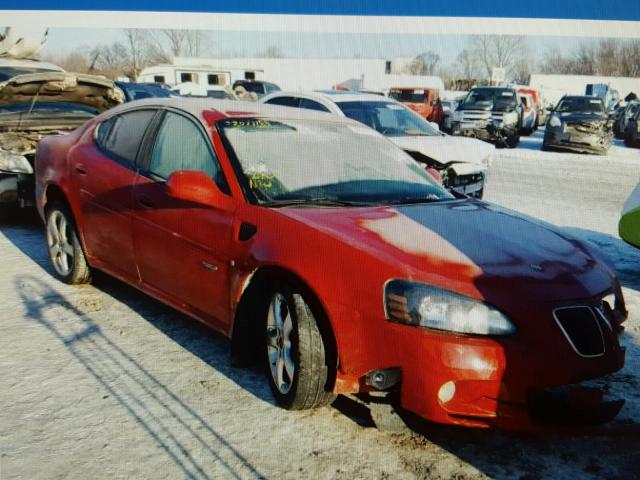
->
[506,131,520,148]
[264,285,335,410]
[45,202,91,284]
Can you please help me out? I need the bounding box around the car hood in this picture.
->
[281,200,614,302]
[389,134,494,168]
[0,72,124,112]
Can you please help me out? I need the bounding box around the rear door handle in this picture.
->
[75,164,87,175]
[137,196,154,209]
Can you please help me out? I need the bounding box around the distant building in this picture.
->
[137,56,444,94]
[529,73,640,106]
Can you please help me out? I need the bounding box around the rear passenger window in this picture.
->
[299,99,330,112]
[98,110,156,164]
[265,96,300,108]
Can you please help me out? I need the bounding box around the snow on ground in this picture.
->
[1,129,640,479]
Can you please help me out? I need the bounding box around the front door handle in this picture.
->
[75,164,87,175]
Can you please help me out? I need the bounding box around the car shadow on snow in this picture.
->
[3,223,269,479]
[4,218,640,480]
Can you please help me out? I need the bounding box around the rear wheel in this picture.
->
[264,284,335,410]
[45,202,91,284]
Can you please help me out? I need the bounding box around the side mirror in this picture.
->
[166,170,226,208]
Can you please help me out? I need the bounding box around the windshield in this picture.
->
[388,89,425,103]
[336,100,441,137]
[219,117,453,205]
[556,97,604,114]
[0,66,61,82]
[237,82,265,94]
[120,83,172,100]
[0,101,99,117]
[461,88,517,109]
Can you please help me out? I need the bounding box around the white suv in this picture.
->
[260,91,494,198]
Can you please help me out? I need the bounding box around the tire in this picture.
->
[506,131,519,148]
[45,202,91,285]
[264,284,335,410]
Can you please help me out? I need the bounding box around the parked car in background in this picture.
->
[440,99,459,133]
[517,87,545,127]
[613,101,639,139]
[451,86,521,148]
[518,92,536,136]
[231,80,281,98]
[36,97,628,430]
[543,96,613,155]
[620,181,640,249]
[624,107,640,148]
[260,91,493,198]
[115,81,177,101]
[0,72,123,213]
[388,87,444,125]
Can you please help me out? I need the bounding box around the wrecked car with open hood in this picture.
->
[260,91,493,198]
[543,96,613,155]
[0,72,123,209]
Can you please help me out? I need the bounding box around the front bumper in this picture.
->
[0,172,34,207]
[452,121,518,144]
[544,129,611,155]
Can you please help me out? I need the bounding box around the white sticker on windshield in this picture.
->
[590,99,602,104]
[501,92,514,97]
[386,104,405,110]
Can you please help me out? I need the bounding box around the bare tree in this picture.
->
[404,51,441,75]
[469,35,529,83]
[455,48,480,80]
[158,29,208,57]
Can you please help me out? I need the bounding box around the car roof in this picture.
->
[268,90,395,104]
[563,95,603,101]
[101,97,361,124]
[0,57,64,72]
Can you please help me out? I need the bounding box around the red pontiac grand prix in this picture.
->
[35,98,627,430]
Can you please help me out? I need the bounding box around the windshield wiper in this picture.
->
[261,197,372,207]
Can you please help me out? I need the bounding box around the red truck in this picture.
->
[388,87,444,126]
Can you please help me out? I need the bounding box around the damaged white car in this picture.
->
[260,91,494,197]
[0,72,123,210]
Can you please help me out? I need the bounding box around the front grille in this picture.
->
[553,306,605,357]
[566,121,602,134]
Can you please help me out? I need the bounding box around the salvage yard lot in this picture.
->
[1,130,640,480]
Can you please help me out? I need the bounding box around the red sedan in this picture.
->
[35,98,627,430]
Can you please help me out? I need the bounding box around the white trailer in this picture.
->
[138,56,444,93]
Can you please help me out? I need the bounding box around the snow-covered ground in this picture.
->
[1,129,639,479]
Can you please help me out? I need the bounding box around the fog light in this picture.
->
[438,381,456,403]
[364,368,401,390]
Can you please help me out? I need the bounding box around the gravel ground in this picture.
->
[1,129,640,479]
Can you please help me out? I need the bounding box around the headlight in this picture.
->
[502,112,517,125]
[548,115,562,128]
[384,280,516,336]
[0,150,33,174]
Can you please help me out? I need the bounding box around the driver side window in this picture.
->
[149,111,229,193]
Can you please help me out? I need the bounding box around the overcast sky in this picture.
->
[39,27,599,64]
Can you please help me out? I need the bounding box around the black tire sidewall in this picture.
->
[264,284,302,407]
